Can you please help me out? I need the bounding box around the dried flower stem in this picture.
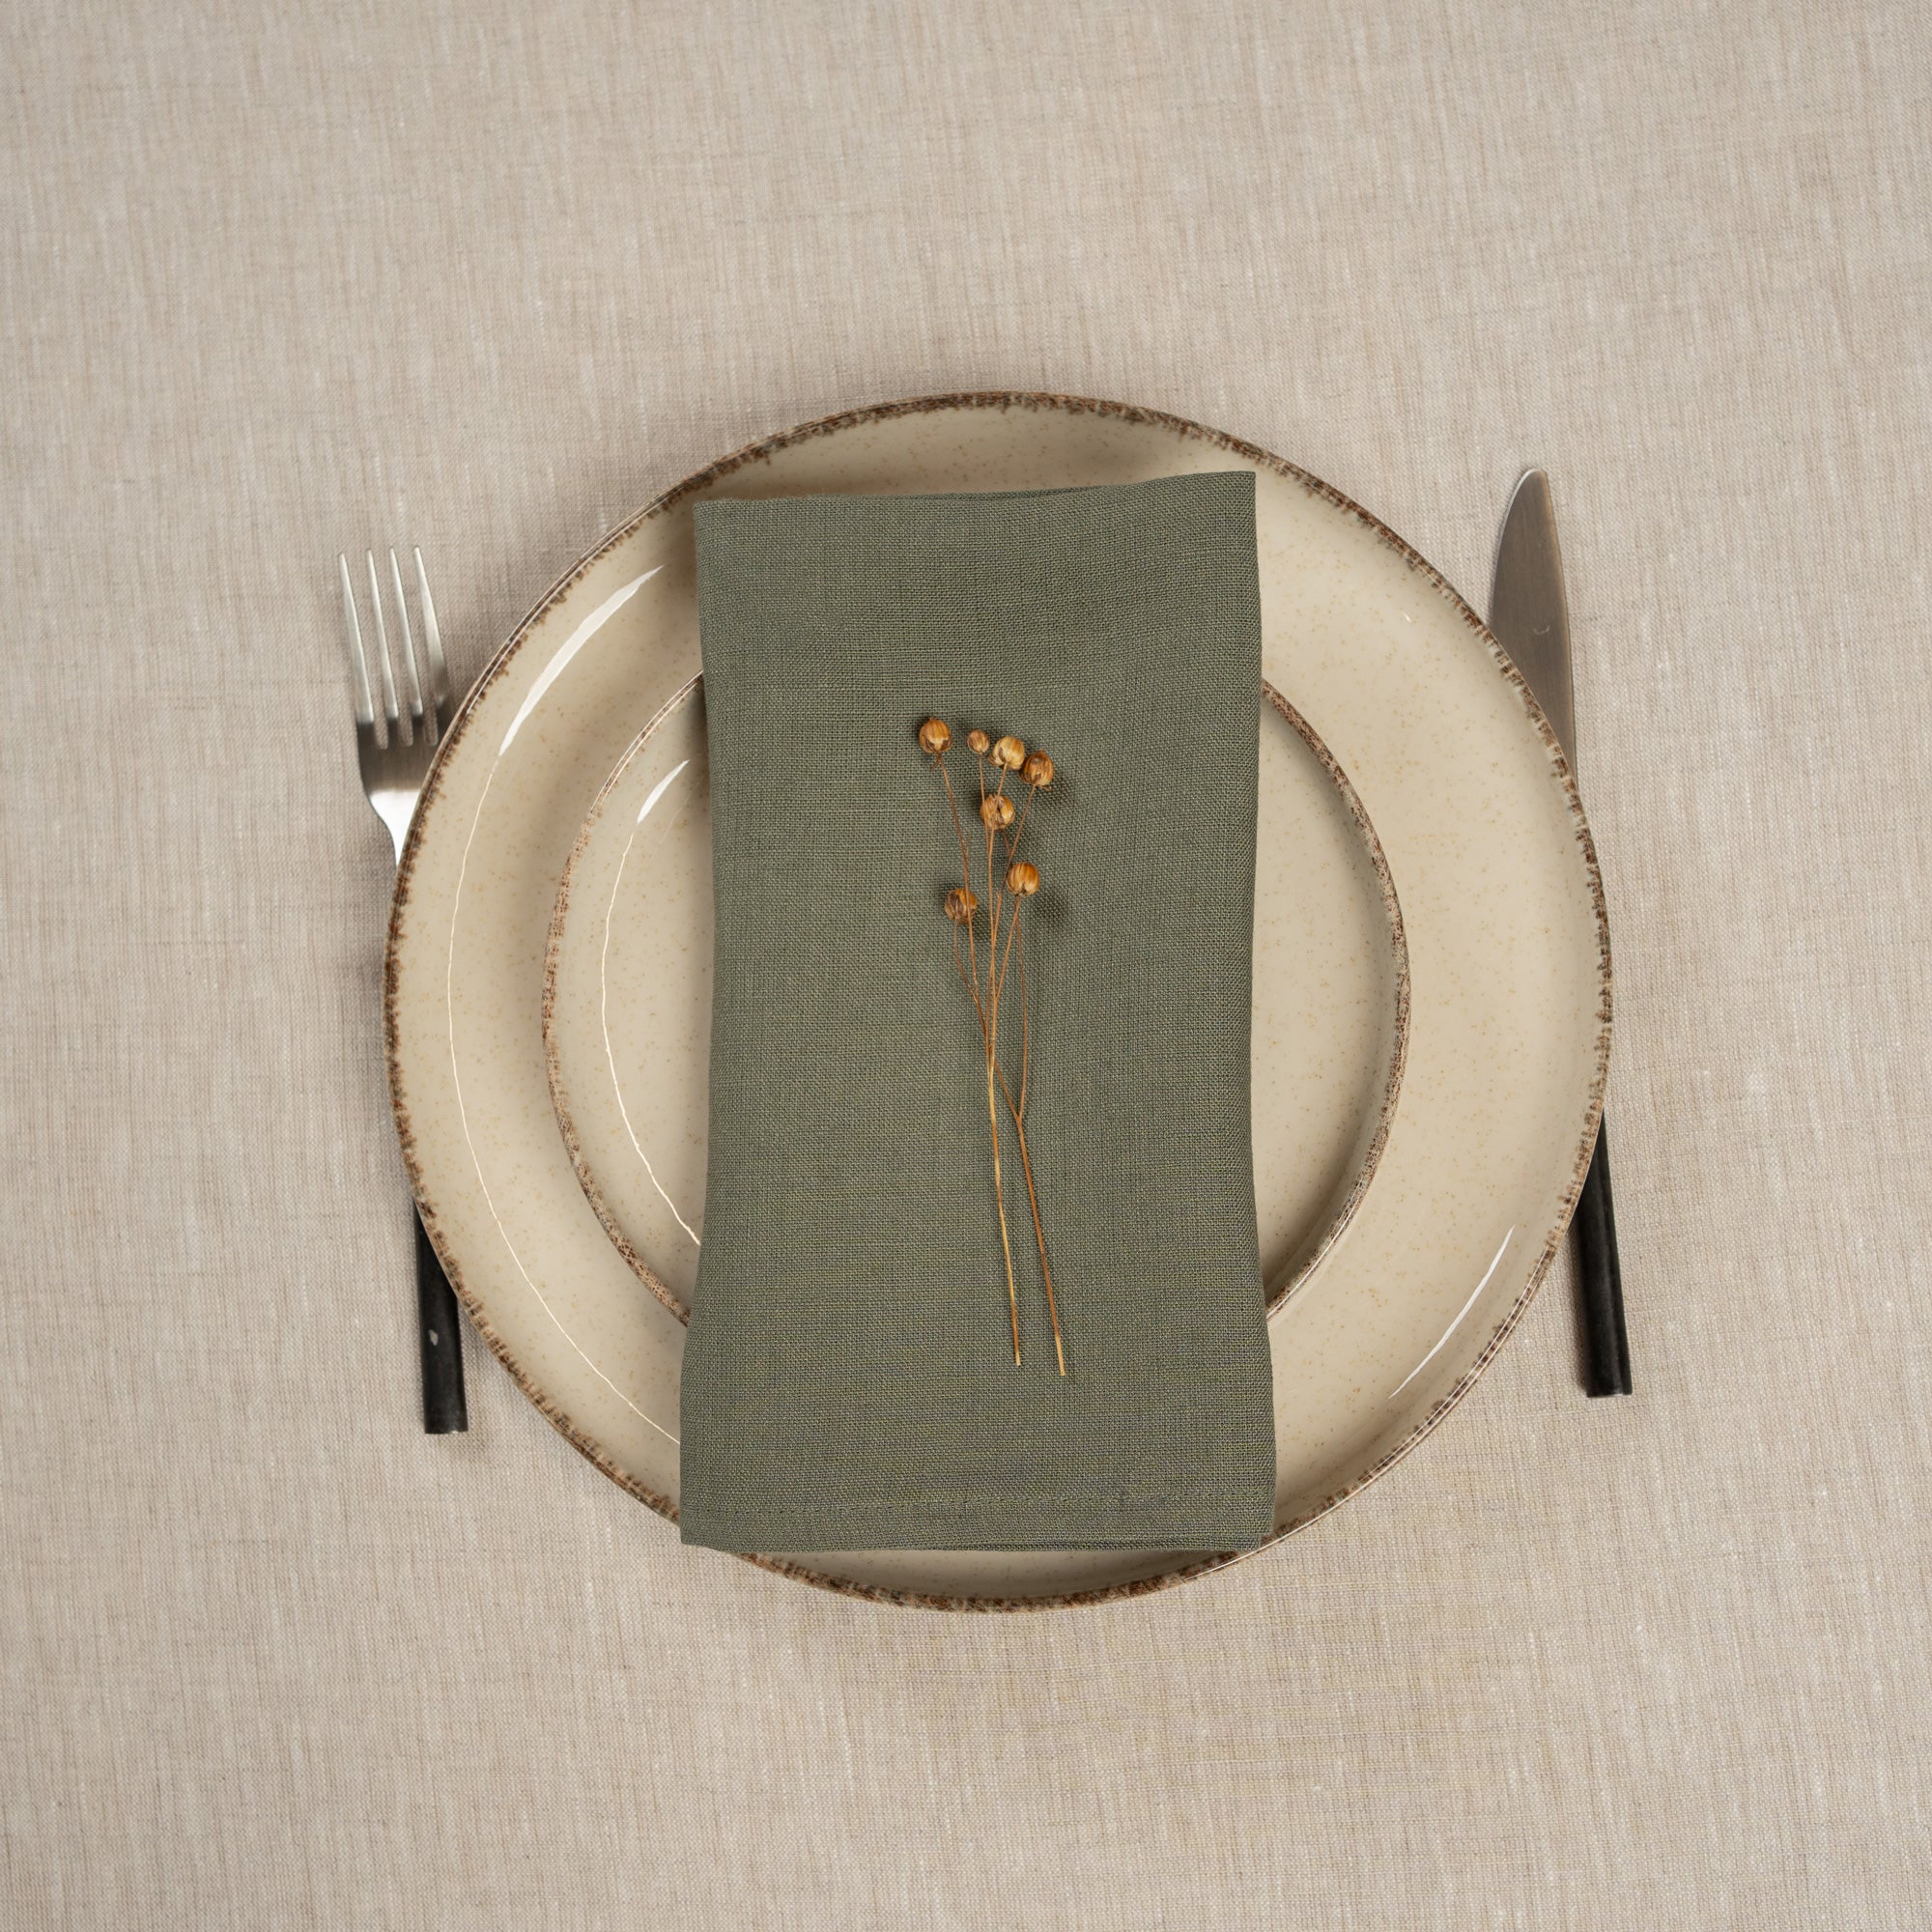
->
[1007,787,1036,853]
[992,821,1064,1374]
[989,952,1064,1372]
[980,804,1021,1364]
[989,867,1063,1373]
[986,1033,1020,1364]
[999,1070,1065,1377]
[967,945,1019,1365]
[938,761,973,896]
[943,744,1018,1362]
[923,722,1066,1375]
[1016,917,1031,1117]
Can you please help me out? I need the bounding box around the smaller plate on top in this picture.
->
[543,674,1409,1323]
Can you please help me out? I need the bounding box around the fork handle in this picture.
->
[1575,1120,1632,1397]
[415,1213,469,1434]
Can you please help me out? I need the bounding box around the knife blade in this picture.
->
[1491,469,1577,762]
[1489,469,1632,1397]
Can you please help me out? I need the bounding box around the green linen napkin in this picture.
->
[679,471,1275,1551]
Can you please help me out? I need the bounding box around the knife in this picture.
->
[1489,469,1632,1397]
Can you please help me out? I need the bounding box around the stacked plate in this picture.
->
[385,393,1609,1609]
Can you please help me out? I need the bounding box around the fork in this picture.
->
[339,547,468,1435]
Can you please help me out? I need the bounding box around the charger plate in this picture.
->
[385,391,1610,1609]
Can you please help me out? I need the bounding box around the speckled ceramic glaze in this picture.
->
[385,393,1610,1610]
[543,678,1408,1325]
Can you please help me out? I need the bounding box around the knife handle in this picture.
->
[415,1212,469,1434]
[1575,1119,1633,1397]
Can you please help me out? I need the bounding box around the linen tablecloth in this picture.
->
[4,3,1927,1924]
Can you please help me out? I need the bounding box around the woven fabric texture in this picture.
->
[3,0,1928,1925]
[681,479,1274,1550]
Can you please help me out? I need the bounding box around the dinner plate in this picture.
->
[543,677,1408,1325]
[385,392,1609,1609]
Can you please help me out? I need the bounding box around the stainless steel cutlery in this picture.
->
[1490,471,1633,1397]
[338,548,469,1433]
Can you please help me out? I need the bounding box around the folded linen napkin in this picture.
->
[679,470,1275,1551]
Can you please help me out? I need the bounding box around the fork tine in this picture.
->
[339,554,376,727]
[387,548,426,732]
[412,548,453,724]
[413,548,453,724]
[364,550,404,743]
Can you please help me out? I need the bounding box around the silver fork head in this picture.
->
[339,547,453,862]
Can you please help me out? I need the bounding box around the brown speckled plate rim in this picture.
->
[384,390,1612,1614]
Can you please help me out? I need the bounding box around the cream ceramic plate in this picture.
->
[385,393,1610,1610]
[543,679,1408,1324]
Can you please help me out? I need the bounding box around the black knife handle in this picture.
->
[1575,1119,1632,1397]
[415,1212,469,1434]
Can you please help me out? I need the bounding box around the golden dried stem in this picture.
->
[980,814,1019,1362]
[978,756,999,994]
[960,895,986,1039]
[996,833,1061,1371]
[943,758,993,1053]
[992,1040,1064,1375]
[965,903,1015,1361]
[937,758,973,892]
[1007,1096,1065,1377]
[1016,914,1031,1119]
[1007,785,1035,855]
[985,821,1001,970]
[991,900,1064,1374]
[942,748,1018,1361]
[987,1050,1020,1366]
[994,884,1023,1008]
[934,728,1059,1371]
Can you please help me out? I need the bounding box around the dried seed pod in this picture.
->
[1021,751,1054,789]
[1006,861,1039,896]
[966,728,991,755]
[944,886,979,923]
[979,794,1015,830]
[918,717,952,756]
[991,734,1026,772]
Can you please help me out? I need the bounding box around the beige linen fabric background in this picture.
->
[4,2,1927,1925]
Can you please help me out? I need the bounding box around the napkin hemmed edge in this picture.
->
[678,1491,1276,1554]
